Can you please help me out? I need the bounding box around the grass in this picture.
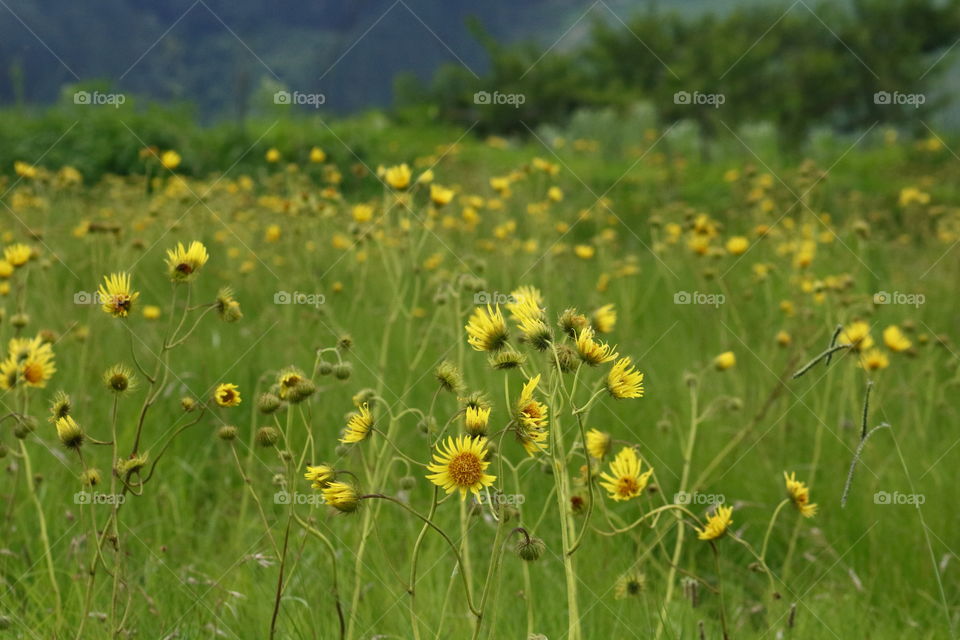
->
[0,115,957,639]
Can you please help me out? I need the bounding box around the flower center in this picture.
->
[447,452,483,487]
[23,362,43,384]
[615,476,640,498]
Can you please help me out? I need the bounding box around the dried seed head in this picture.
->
[516,535,546,562]
[256,426,280,447]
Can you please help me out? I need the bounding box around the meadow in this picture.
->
[0,114,957,639]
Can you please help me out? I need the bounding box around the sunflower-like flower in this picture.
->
[882,325,911,352]
[465,305,508,352]
[576,327,618,366]
[97,273,139,318]
[696,505,733,541]
[21,343,56,388]
[464,405,491,437]
[214,383,242,407]
[614,570,646,599]
[606,357,644,399]
[0,357,18,390]
[323,481,360,513]
[784,472,818,518]
[165,241,209,282]
[277,367,308,400]
[55,415,84,449]
[516,314,552,351]
[426,435,496,499]
[341,403,374,444]
[103,363,135,393]
[429,184,454,207]
[4,243,33,267]
[506,286,545,325]
[713,351,736,371]
[591,303,617,333]
[304,464,335,489]
[514,374,549,455]
[585,428,611,459]
[839,320,874,352]
[860,348,889,371]
[599,447,653,501]
[49,390,72,423]
[384,163,412,190]
[216,287,243,322]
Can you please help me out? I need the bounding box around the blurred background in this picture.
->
[1,0,959,175]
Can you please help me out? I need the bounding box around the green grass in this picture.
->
[0,115,957,639]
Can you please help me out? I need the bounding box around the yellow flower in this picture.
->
[341,403,374,444]
[465,305,508,352]
[143,305,161,320]
[592,304,617,333]
[21,343,56,388]
[165,241,209,281]
[214,383,242,407]
[352,204,374,223]
[514,375,549,455]
[696,505,733,541]
[265,148,281,163]
[55,416,84,448]
[882,325,911,352]
[430,184,455,207]
[160,150,181,170]
[839,321,873,351]
[574,244,595,259]
[725,236,749,255]
[784,472,817,518]
[860,348,889,371]
[464,405,491,437]
[0,260,12,278]
[309,147,327,163]
[4,243,32,267]
[576,327,618,366]
[97,272,140,318]
[606,357,644,399]
[304,464,335,489]
[323,481,359,512]
[426,435,496,499]
[385,163,412,190]
[614,571,646,599]
[585,428,611,459]
[599,447,652,501]
[714,351,736,371]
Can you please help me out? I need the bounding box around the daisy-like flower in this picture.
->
[713,351,736,371]
[514,375,549,455]
[97,272,140,318]
[839,321,874,352]
[0,357,18,390]
[576,327,618,366]
[882,325,911,352]
[606,357,644,399]
[384,163,412,190]
[341,403,374,444]
[21,343,56,388]
[103,364,135,393]
[165,241,209,282]
[591,304,617,333]
[585,428,611,459]
[430,184,454,207]
[49,390,72,423]
[323,481,360,513]
[426,435,496,499]
[55,415,84,449]
[696,505,733,541]
[4,243,32,267]
[9,336,43,363]
[304,464,335,490]
[784,471,818,518]
[614,570,646,599]
[464,405,491,437]
[599,447,653,501]
[860,349,889,371]
[506,286,545,324]
[516,313,552,351]
[277,367,306,400]
[214,383,242,407]
[465,305,508,352]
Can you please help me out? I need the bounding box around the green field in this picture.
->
[0,114,957,640]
